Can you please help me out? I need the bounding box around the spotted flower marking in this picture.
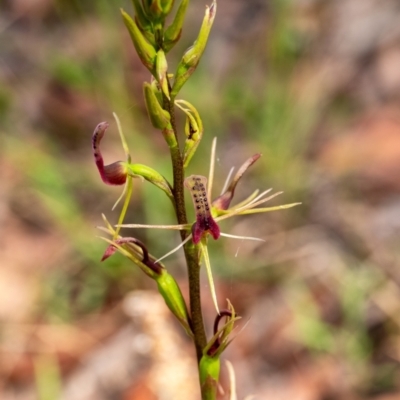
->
[184,175,220,244]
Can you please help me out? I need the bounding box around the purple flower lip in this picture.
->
[92,122,127,185]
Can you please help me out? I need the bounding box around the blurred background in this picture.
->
[2,0,400,399]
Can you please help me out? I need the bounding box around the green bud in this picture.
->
[164,0,189,52]
[156,50,170,99]
[175,100,203,169]
[199,355,220,399]
[130,0,155,45]
[143,82,177,148]
[141,0,175,22]
[143,82,171,129]
[121,9,157,73]
[171,0,216,98]
[126,163,174,201]
[150,78,163,105]
[155,270,193,337]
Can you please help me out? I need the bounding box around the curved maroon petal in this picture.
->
[92,122,127,185]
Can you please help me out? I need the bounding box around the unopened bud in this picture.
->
[156,50,169,99]
[175,100,204,168]
[121,9,157,73]
[171,1,216,98]
[164,0,189,52]
[155,270,193,337]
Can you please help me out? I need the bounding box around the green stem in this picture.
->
[163,94,207,362]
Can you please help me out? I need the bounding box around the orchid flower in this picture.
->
[92,113,174,239]
[115,137,300,313]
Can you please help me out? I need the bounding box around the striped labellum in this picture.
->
[184,175,220,244]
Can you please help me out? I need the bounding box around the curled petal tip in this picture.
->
[101,244,118,261]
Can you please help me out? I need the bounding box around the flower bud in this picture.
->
[171,1,216,98]
[143,82,171,129]
[200,304,238,397]
[121,9,157,73]
[155,270,193,337]
[92,122,128,185]
[155,50,169,99]
[175,100,203,169]
[143,82,177,147]
[164,0,189,52]
[141,0,175,22]
[129,0,156,46]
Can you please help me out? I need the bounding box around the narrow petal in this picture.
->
[199,239,220,314]
[212,153,261,210]
[225,360,238,400]
[219,232,265,242]
[116,223,190,230]
[155,234,193,263]
[208,137,217,197]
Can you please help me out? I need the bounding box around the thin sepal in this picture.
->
[99,236,160,279]
[199,239,219,314]
[212,153,262,211]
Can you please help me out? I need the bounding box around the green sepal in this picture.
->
[143,82,171,129]
[130,0,156,45]
[199,355,220,399]
[175,99,203,168]
[126,162,174,201]
[121,9,157,73]
[155,270,193,337]
[171,0,216,98]
[156,50,170,99]
[164,0,189,52]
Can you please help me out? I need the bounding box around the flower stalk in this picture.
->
[92,1,300,398]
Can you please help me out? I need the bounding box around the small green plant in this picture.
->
[92,0,299,397]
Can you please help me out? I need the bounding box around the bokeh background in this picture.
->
[2,0,400,399]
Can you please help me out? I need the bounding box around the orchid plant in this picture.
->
[92,1,299,398]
